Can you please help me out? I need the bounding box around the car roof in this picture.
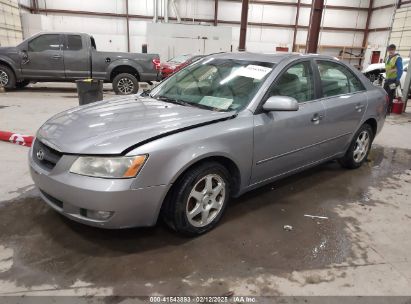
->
[208,52,337,64]
[34,31,89,36]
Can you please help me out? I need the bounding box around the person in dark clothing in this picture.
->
[383,44,403,114]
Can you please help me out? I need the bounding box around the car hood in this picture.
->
[362,63,385,73]
[0,46,19,54]
[36,96,236,155]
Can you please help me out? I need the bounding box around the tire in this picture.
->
[15,80,30,89]
[0,64,16,89]
[339,124,374,169]
[161,162,231,236]
[112,73,139,95]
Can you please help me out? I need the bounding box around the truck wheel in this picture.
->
[15,80,30,89]
[0,65,16,89]
[161,162,231,236]
[112,73,139,95]
[339,123,374,169]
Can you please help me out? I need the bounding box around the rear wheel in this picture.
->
[0,65,16,89]
[339,124,373,169]
[112,73,139,95]
[161,162,231,236]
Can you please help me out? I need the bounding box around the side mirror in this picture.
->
[140,89,151,97]
[20,50,29,65]
[262,96,299,112]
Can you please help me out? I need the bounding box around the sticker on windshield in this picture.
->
[236,65,272,80]
[199,96,233,110]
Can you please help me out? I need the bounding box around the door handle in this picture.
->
[311,113,324,123]
[52,55,62,59]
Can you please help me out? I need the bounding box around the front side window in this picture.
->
[268,61,314,103]
[66,35,82,51]
[317,61,365,97]
[151,58,274,111]
[28,34,61,52]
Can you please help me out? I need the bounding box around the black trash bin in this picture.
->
[76,79,103,105]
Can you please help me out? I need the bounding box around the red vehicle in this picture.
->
[160,54,204,79]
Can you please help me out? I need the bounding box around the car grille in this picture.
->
[32,139,63,170]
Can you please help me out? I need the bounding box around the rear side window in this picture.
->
[28,34,61,52]
[66,35,82,51]
[317,61,365,97]
[268,61,315,103]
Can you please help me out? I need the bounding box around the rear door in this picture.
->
[251,60,328,185]
[314,60,368,156]
[63,34,90,79]
[21,34,65,79]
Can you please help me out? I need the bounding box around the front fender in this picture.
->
[126,114,255,194]
[0,55,21,78]
[163,150,242,184]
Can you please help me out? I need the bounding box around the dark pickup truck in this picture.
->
[0,32,160,95]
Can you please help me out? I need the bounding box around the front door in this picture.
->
[251,60,328,185]
[314,60,368,156]
[21,34,65,79]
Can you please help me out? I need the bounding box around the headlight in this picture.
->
[70,155,147,178]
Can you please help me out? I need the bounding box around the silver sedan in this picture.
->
[29,52,387,235]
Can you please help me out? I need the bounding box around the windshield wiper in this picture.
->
[155,95,225,112]
[155,95,191,107]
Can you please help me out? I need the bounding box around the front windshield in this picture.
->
[151,58,274,111]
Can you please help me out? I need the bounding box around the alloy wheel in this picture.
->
[117,77,134,94]
[186,174,226,228]
[353,130,370,163]
[0,70,8,86]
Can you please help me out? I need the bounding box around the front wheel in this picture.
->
[161,162,231,236]
[339,124,373,169]
[0,65,16,89]
[112,73,139,95]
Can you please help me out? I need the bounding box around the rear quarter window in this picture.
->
[66,35,82,51]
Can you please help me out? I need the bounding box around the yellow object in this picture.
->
[385,55,399,80]
[123,155,148,177]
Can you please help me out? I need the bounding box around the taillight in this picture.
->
[152,58,161,71]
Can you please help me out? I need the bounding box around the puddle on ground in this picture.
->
[0,146,410,295]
